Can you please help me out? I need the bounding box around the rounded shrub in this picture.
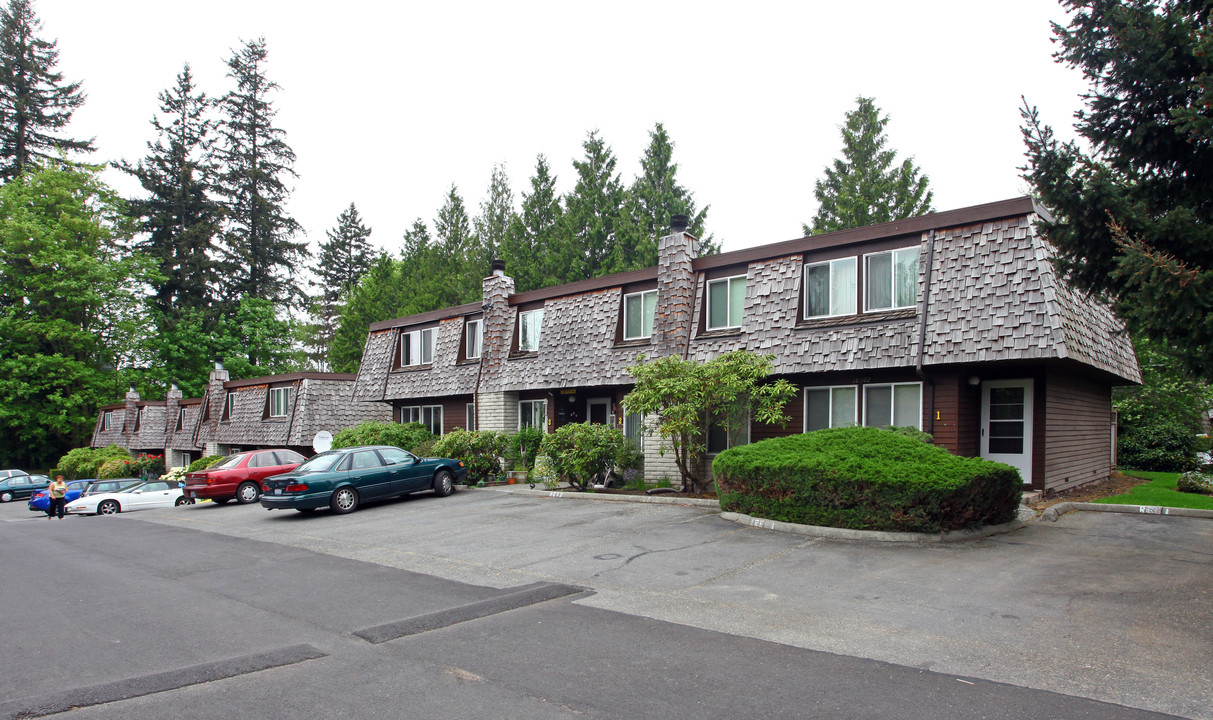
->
[332,421,436,454]
[539,423,639,491]
[1177,471,1213,495]
[54,445,131,480]
[713,426,1022,533]
[187,455,225,472]
[1118,418,1197,472]
[432,429,507,484]
[97,457,136,480]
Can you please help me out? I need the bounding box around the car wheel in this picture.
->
[211,498,230,505]
[98,500,120,515]
[0,491,12,503]
[433,470,454,497]
[174,496,193,506]
[235,482,260,504]
[330,486,358,514]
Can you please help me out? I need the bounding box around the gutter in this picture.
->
[915,230,937,434]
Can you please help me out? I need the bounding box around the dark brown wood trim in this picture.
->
[369,301,483,332]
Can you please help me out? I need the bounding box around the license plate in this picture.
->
[275,489,282,495]
[189,491,195,498]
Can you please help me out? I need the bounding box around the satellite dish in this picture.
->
[313,431,333,453]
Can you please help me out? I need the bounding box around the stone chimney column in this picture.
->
[202,362,230,456]
[165,383,182,459]
[122,384,140,449]
[477,260,519,432]
[652,215,699,359]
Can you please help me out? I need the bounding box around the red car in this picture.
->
[183,449,306,505]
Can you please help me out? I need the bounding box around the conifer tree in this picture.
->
[561,130,625,280]
[471,163,514,278]
[0,0,92,180]
[329,254,400,373]
[1022,0,1213,378]
[214,37,305,310]
[307,202,374,370]
[434,184,476,304]
[806,97,933,235]
[501,154,563,292]
[396,217,437,316]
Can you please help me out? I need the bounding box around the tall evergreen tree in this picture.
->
[805,97,933,235]
[434,184,476,304]
[561,130,625,280]
[118,64,222,318]
[307,202,374,370]
[1022,0,1213,379]
[214,37,305,310]
[501,154,563,292]
[329,254,400,373]
[471,163,514,278]
[611,123,715,273]
[0,0,92,180]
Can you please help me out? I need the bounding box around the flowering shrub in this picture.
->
[97,457,134,480]
[1177,471,1213,495]
[53,445,131,480]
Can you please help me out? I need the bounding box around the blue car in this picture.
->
[28,479,91,513]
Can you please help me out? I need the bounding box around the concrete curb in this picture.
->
[1040,501,1213,522]
[465,485,723,508]
[721,511,1024,543]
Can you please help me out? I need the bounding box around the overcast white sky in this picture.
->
[40,0,1087,258]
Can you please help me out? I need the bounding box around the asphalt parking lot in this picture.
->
[2,488,1209,718]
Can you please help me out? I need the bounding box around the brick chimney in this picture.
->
[652,215,699,358]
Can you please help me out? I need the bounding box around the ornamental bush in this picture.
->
[332,421,436,454]
[97,457,136,480]
[506,427,545,472]
[187,455,225,472]
[539,423,640,491]
[432,429,507,484]
[1117,418,1197,472]
[1177,471,1213,495]
[53,445,131,480]
[713,426,1022,533]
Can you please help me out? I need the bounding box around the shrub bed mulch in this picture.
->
[1027,471,1151,511]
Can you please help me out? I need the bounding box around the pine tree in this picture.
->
[329,254,400,373]
[306,202,374,370]
[806,97,933,235]
[118,64,222,318]
[611,123,715,273]
[434,184,476,304]
[501,154,563,292]
[471,163,514,278]
[214,37,305,310]
[561,130,625,280]
[1022,0,1213,379]
[0,0,92,180]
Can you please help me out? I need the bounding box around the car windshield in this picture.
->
[211,454,247,470]
[294,452,342,473]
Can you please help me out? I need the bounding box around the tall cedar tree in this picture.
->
[501,154,563,291]
[434,184,476,304]
[806,97,933,235]
[397,217,441,316]
[118,64,222,318]
[0,0,91,180]
[560,130,626,280]
[1022,0,1213,379]
[308,202,374,370]
[329,254,399,373]
[610,122,715,274]
[214,37,306,311]
[471,163,514,279]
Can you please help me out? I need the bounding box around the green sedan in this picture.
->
[259,445,467,515]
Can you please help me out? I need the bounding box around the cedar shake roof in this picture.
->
[167,401,203,452]
[352,197,1140,402]
[127,402,168,451]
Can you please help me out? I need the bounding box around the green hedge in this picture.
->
[53,445,131,480]
[187,455,225,472]
[713,427,1022,533]
[432,429,507,484]
[332,421,436,455]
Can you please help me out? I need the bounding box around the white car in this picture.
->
[65,480,193,516]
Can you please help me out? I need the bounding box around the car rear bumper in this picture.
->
[183,485,235,501]
[259,490,330,511]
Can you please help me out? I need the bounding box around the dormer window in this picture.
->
[134,407,144,432]
[222,394,235,421]
[864,247,919,311]
[465,319,482,360]
[401,327,435,366]
[518,309,544,352]
[707,275,746,330]
[623,290,657,340]
[176,408,186,431]
[269,387,293,418]
[101,411,111,431]
[804,258,857,318]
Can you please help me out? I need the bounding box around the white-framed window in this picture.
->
[465,319,482,360]
[862,382,923,429]
[400,405,443,435]
[804,257,857,318]
[707,275,746,330]
[466,403,476,431]
[518,309,544,352]
[519,399,547,432]
[101,411,111,431]
[401,328,436,366]
[803,385,859,432]
[706,406,750,454]
[223,394,236,421]
[269,387,293,418]
[176,408,186,431]
[623,412,645,449]
[623,289,657,340]
[864,247,919,311]
[134,407,144,431]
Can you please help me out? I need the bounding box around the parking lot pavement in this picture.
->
[6,489,1210,719]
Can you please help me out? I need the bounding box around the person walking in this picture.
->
[47,475,68,520]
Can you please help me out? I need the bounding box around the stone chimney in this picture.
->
[165,382,182,439]
[122,384,140,446]
[481,260,516,378]
[652,215,699,358]
[203,362,229,435]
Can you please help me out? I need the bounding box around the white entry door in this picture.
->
[981,379,1034,484]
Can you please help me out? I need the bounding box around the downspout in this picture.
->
[284,380,301,450]
[915,230,937,435]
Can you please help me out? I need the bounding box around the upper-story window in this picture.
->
[864,247,919,312]
[101,411,111,431]
[401,327,435,366]
[804,258,857,318]
[176,408,186,431]
[518,309,544,352]
[269,387,293,418]
[134,407,143,432]
[222,394,235,421]
[623,290,657,340]
[465,319,482,360]
[707,275,746,330]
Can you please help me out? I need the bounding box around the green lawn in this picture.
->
[1096,471,1213,510]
